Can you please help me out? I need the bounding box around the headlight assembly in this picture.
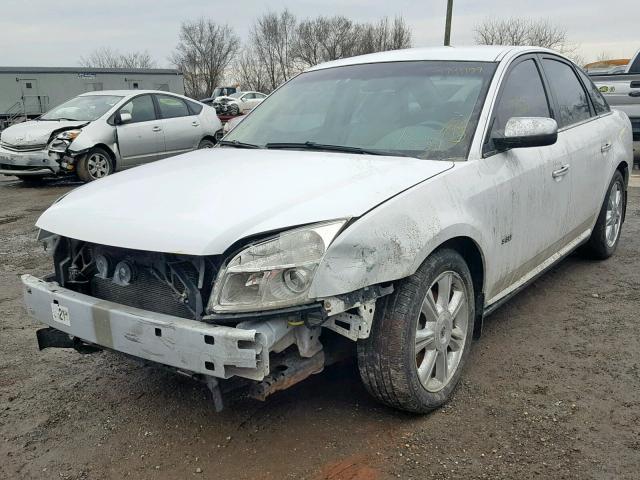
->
[56,129,82,141]
[208,220,346,313]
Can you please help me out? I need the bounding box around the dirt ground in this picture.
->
[1,173,639,480]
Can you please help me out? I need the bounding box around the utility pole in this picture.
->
[444,0,453,46]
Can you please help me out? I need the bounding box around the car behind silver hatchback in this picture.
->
[0,90,222,183]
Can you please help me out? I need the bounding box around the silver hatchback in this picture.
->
[0,90,222,182]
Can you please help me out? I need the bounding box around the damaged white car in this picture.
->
[23,46,633,412]
[0,91,221,183]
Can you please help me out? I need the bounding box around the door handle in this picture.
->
[152,126,162,132]
[601,142,612,152]
[552,164,570,178]
[191,121,200,127]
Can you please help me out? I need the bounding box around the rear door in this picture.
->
[539,56,609,234]
[154,94,202,156]
[116,94,165,167]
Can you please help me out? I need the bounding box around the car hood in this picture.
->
[0,120,87,146]
[36,149,452,255]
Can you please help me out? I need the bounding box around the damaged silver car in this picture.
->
[23,46,633,412]
[0,90,221,183]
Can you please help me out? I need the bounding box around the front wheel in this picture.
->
[76,147,113,183]
[198,138,215,149]
[580,170,625,259]
[229,104,240,116]
[357,248,475,413]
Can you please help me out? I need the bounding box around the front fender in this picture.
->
[67,121,117,157]
[309,174,488,298]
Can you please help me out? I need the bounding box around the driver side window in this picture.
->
[119,95,156,123]
[489,59,550,149]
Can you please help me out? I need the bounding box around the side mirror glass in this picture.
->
[493,117,558,150]
[118,112,132,124]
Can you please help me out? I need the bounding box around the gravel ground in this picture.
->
[1,174,639,480]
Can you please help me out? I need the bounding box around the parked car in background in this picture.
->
[0,90,222,182]
[213,91,267,116]
[590,48,640,162]
[23,46,632,413]
[199,86,238,106]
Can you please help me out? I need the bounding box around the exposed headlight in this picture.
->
[56,129,82,141]
[208,220,346,313]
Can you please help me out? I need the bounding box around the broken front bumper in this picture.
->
[21,274,277,381]
[0,145,60,176]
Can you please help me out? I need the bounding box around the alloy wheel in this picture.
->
[605,180,623,247]
[415,271,469,392]
[86,152,110,179]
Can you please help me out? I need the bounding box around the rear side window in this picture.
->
[186,99,203,115]
[491,59,550,140]
[156,94,190,119]
[119,94,156,123]
[577,69,610,115]
[542,59,592,127]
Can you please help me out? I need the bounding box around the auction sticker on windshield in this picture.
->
[51,302,70,326]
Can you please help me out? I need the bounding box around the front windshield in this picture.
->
[225,61,497,160]
[41,95,123,121]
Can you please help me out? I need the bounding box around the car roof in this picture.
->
[308,45,556,71]
[78,90,185,97]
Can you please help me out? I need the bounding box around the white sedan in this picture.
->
[23,46,633,413]
[214,91,267,115]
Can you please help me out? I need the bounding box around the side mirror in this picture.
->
[493,117,558,150]
[240,97,246,102]
[117,112,132,125]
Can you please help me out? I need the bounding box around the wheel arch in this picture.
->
[200,135,218,145]
[616,160,629,222]
[431,236,486,339]
[88,143,117,170]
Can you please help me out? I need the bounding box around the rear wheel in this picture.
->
[581,170,625,259]
[357,248,475,413]
[77,147,113,183]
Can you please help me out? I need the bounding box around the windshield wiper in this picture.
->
[218,139,261,149]
[264,141,411,157]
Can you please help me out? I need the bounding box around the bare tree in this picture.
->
[237,12,412,92]
[474,17,568,51]
[293,15,412,70]
[248,10,298,92]
[79,47,157,69]
[171,19,240,99]
[234,48,271,93]
[356,17,412,55]
[294,16,360,67]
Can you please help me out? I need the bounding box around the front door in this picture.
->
[482,56,572,303]
[116,94,165,167]
[154,94,202,156]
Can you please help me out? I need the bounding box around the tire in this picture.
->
[357,248,475,413]
[76,147,114,183]
[198,138,216,149]
[229,104,240,116]
[580,170,625,260]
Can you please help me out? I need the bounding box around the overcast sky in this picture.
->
[0,0,636,67]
